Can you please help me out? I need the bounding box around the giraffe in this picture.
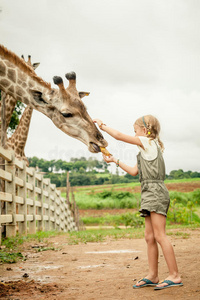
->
[0,56,40,232]
[0,55,40,134]
[0,55,40,165]
[6,105,33,165]
[0,44,108,153]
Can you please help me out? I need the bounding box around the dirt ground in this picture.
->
[0,228,200,300]
[132,181,200,193]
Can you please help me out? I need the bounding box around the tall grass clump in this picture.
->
[75,190,140,209]
[167,198,200,225]
[81,211,144,228]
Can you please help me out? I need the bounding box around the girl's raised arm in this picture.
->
[93,119,143,147]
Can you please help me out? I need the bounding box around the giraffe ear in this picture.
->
[79,92,90,99]
[33,62,40,70]
[30,89,48,105]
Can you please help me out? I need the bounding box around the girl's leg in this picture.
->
[150,212,182,287]
[135,216,159,286]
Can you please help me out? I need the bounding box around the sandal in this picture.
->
[133,278,159,288]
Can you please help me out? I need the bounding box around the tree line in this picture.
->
[28,156,200,187]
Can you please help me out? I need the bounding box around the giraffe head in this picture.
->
[0,44,108,153]
[30,72,107,153]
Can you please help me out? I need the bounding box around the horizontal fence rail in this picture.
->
[0,146,77,244]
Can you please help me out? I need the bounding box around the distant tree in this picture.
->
[54,159,63,171]
[62,161,73,171]
[191,171,200,178]
[73,160,87,172]
[169,169,184,179]
[28,156,40,167]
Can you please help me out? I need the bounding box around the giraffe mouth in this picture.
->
[90,143,101,153]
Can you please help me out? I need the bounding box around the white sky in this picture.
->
[0,0,200,174]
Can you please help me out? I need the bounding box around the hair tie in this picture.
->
[142,116,147,128]
[148,131,151,135]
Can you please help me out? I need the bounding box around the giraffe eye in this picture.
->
[30,90,48,105]
[61,112,73,118]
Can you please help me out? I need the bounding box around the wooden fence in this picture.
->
[0,146,77,245]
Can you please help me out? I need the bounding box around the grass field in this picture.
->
[60,178,200,227]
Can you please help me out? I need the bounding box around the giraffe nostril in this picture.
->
[96,131,104,140]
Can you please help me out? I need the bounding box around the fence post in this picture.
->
[0,90,7,239]
[59,195,64,231]
[66,171,71,208]
[0,91,6,148]
[50,184,56,230]
[5,151,16,237]
[28,168,36,234]
[18,161,27,235]
[44,179,51,231]
[37,176,44,231]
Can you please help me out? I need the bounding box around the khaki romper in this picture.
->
[137,141,170,217]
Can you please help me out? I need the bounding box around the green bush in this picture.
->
[96,190,133,199]
[167,198,200,225]
[191,189,200,205]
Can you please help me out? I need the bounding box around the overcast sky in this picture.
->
[0,0,200,174]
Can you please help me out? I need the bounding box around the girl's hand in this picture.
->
[93,118,103,128]
[102,154,116,164]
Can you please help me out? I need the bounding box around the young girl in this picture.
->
[93,115,183,290]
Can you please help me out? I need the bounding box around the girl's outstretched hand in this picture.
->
[93,118,103,128]
[102,154,116,164]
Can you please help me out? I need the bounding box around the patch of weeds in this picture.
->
[67,228,144,245]
[68,231,105,245]
[0,252,24,264]
[81,212,144,228]
[167,231,190,239]
[0,231,66,264]
[36,246,59,252]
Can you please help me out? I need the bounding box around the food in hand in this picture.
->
[100,147,111,156]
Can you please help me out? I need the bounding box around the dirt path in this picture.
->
[0,228,200,299]
[134,181,200,193]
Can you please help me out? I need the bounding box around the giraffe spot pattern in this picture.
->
[0,78,10,88]
[7,68,16,83]
[0,60,6,76]
[8,85,15,95]
[16,86,24,97]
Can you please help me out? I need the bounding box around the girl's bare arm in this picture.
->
[93,119,143,147]
[104,155,138,177]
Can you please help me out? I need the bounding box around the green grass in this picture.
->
[165,178,200,184]
[81,212,144,227]
[67,227,145,244]
[67,225,197,245]
[0,231,65,264]
[62,189,200,211]
[61,179,200,210]
[167,231,190,239]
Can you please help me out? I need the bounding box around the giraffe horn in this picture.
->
[53,76,69,94]
[28,55,31,64]
[65,72,77,89]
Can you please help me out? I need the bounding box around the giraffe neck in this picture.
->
[0,94,18,132]
[7,106,33,158]
[0,45,51,108]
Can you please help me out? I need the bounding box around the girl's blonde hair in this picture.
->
[134,115,164,152]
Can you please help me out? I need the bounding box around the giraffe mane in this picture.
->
[0,44,51,90]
